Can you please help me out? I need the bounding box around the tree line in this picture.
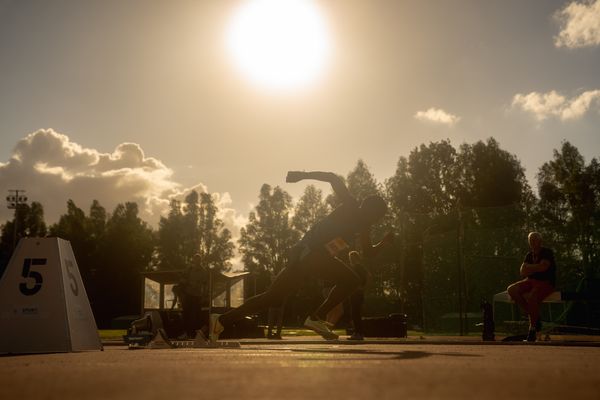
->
[1,138,598,329]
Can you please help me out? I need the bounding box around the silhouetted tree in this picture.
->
[157,199,186,270]
[49,199,111,323]
[457,138,530,208]
[537,141,600,286]
[196,192,235,272]
[95,202,154,324]
[239,184,299,278]
[387,140,459,217]
[1,201,47,245]
[455,139,535,322]
[385,139,535,329]
[88,200,107,242]
[156,191,234,272]
[50,199,97,290]
[292,184,329,235]
[0,201,47,276]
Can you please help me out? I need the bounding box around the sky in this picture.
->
[1,0,599,240]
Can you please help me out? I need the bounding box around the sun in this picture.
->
[225,0,333,92]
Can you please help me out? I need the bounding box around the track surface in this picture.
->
[2,340,599,399]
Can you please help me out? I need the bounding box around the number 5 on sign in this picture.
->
[19,258,47,296]
[64,259,79,296]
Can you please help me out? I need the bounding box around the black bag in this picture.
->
[361,313,407,338]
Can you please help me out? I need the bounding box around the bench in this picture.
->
[492,290,566,324]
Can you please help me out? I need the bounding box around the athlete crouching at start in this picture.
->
[210,170,392,341]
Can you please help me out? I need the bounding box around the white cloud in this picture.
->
[511,90,600,121]
[214,191,249,237]
[0,129,246,241]
[414,108,460,126]
[168,187,248,243]
[555,0,600,48]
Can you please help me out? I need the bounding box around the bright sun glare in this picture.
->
[225,0,332,92]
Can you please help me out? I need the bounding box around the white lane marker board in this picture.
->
[0,237,102,353]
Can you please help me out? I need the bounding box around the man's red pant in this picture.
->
[507,278,554,327]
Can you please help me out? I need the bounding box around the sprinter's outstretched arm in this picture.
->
[286,171,352,203]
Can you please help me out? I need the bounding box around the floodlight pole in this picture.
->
[6,189,28,250]
[456,201,467,336]
[208,265,213,317]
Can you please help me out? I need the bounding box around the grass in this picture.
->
[280,328,329,336]
[99,330,127,341]
[282,328,431,337]
[99,328,485,341]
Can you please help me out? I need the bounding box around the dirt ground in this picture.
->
[2,339,599,400]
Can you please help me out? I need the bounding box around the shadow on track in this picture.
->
[243,347,482,361]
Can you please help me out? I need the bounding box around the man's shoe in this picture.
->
[267,332,283,340]
[348,332,364,341]
[304,316,339,340]
[209,314,224,343]
[525,329,536,342]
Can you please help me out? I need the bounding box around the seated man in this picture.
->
[507,232,557,342]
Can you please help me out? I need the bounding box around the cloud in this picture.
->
[0,129,246,242]
[168,186,248,241]
[414,108,460,126]
[511,90,600,121]
[555,0,600,48]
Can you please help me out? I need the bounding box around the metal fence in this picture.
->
[363,204,600,334]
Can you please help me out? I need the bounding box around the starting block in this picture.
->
[193,330,241,348]
[124,312,175,349]
[124,316,241,349]
[124,314,153,347]
[148,328,173,349]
